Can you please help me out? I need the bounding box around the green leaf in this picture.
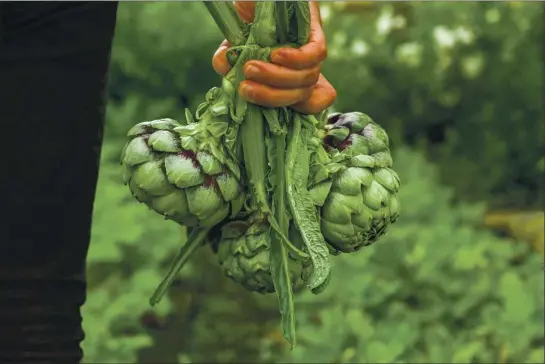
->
[499,272,535,323]
[270,133,297,348]
[286,115,331,290]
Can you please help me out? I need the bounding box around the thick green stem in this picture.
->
[149,228,210,306]
[241,104,269,211]
[203,2,245,46]
[275,1,290,44]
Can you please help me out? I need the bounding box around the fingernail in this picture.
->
[271,49,287,61]
[244,65,259,77]
[239,83,255,102]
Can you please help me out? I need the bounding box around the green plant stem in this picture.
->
[149,228,210,306]
[241,104,269,211]
[275,1,290,44]
[203,1,245,46]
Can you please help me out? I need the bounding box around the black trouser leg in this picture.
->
[0,2,118,362]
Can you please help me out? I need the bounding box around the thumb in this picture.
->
[234,2,255,23]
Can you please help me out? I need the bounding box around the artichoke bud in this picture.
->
[316,112,401,253]
[121,118,244,228]
[217,221,311,294]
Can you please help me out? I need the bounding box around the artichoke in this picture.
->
[216,220,312,294]
[310,112,401,253]
[120,105,245,228]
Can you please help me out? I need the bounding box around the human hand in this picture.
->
[212,1,337,115]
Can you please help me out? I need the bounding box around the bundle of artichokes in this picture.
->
[120,1,400,347]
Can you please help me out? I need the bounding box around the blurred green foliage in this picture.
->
[82,2,544,363]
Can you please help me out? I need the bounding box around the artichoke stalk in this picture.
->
[309,112,401,253]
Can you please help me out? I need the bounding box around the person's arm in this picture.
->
[0,3,118,362]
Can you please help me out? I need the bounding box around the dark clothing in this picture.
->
[0,2,118,362]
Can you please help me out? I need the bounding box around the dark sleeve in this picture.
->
[0,2,118,362]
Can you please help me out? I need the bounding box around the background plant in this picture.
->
[82,2,544,363]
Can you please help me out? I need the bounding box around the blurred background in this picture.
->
[82,2,544,363]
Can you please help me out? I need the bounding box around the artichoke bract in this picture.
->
[217,220,312,294]
[120,105,245,228]
[310,112,401,253]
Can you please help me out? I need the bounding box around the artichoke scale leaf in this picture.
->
[309,164,330,185]
[131,160,173,196]
[388,196,401,220]
[205,143,224,166]
[150,190,191,219]
[121,164,132,185]
[229,192,246,218]
[321,220,357,248]
[199,203,230,228]
[127,122,152,137]
[332,167,373,195]
[164,154,204,188]
[326,127,350,141]
[196,152,223,175]
[216,173,241,201]
[185,185,224,219]
[207,120,229,138]
[362,181,390,211]
[348,134,370,155]
[122,137,153,167]
[373,167,401,193]
[372,151,394,168]
[180,136,198,153]
[308,180,332,207]
[350,155,375,168]
[150,118,179,130]
[321,192,354,224]
[147,130,180,153]
[128,177,153,204]
[210,102,229,117]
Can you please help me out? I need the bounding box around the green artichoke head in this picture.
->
[120,115,245,228]
[216,219,312,294]
[309,112,401,253]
